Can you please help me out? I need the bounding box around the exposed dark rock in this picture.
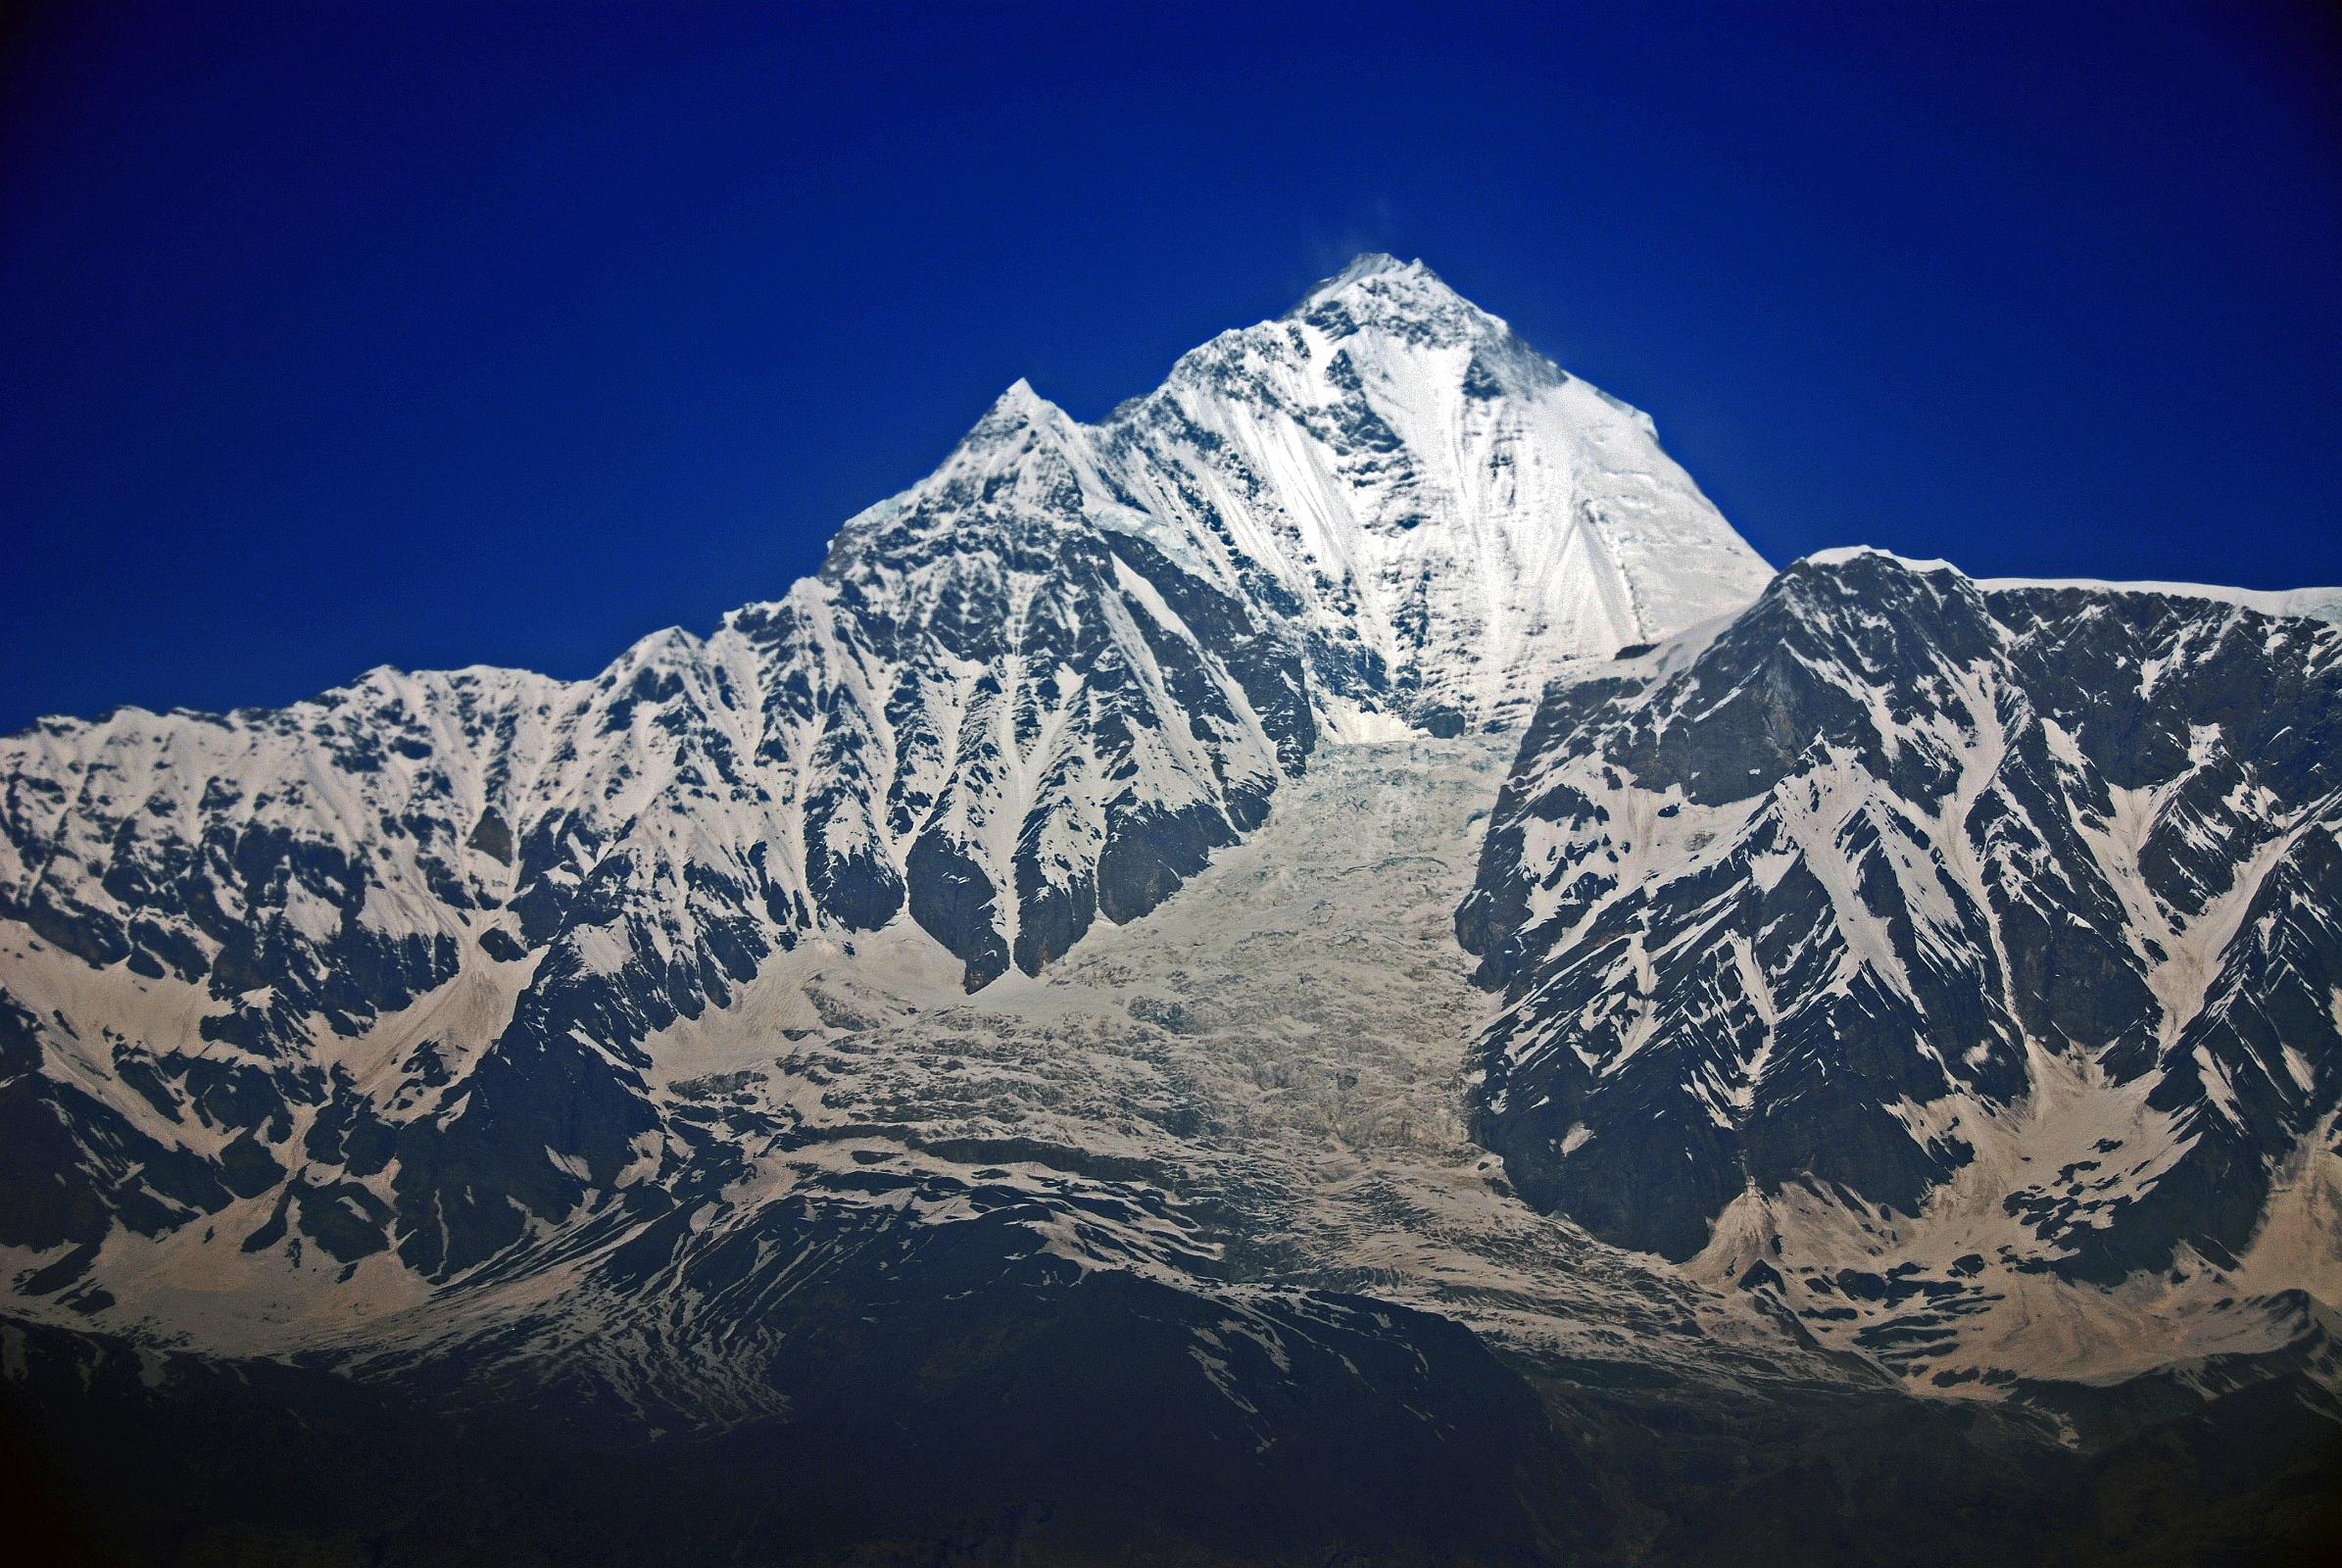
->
[1462,553,2342,1276]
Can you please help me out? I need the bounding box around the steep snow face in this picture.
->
[1097,256,1771,734]
[0,256,1768,1320]
[1459,549,2342,1387]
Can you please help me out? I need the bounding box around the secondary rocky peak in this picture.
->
[980,373,1049,418]
[956,374,1075,450]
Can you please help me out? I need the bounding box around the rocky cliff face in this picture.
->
[1460,548,2342,1383]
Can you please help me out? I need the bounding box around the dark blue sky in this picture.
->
[5,2,2338,730]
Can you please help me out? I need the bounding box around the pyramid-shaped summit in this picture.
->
[826,253,1771,738]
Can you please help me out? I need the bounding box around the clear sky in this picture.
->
[4,1,2338,731]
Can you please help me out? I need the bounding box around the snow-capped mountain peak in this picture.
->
[0,264,1781,1375]
[1092,257,1771,733]
[1291,249,1420,301]
[1283,251,1478,328]
[7,260,2342,1557]
[964,374,1069,441]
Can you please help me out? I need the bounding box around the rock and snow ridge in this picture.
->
[1818,543,2342,624]
[4,250,2339,1445]
[1461,547,2342,1388]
